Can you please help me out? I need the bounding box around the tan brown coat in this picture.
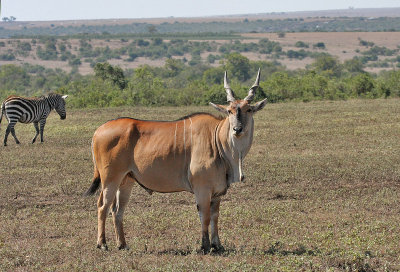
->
[85,70,267,253]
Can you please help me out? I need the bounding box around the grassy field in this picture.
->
[1,99,400,271]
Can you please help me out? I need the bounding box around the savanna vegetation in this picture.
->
[2,16,400,38]
[0,50,399,108]
[1,100,400,271]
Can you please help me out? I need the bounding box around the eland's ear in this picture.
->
[251,98,267,113]
[62,95,68,100]
[209,102,228,114]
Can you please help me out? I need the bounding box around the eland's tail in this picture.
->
[84,138,101,196]
[84,169,101,196]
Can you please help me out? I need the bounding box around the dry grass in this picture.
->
[1,99,400,271]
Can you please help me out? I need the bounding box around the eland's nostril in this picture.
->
[233,127,242,133]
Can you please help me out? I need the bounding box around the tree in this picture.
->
[147,25,157,34]
[164,58,184,77]
[351,73,375,97]
[203,67,224,85]
[0,65,30,92]
[225,53,251,81]
[312,55,342,77]
[94,62,126,89]
[344,58,364,73]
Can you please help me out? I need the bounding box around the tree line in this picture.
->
[2,17,400,38]
[0,52,399,108]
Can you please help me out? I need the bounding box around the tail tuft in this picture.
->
[84,176,101,196]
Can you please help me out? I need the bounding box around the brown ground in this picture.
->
[1,99,400,270]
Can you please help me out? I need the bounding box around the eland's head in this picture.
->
[210,69,267,139]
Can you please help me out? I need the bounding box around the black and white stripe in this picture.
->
[0,93,68,146]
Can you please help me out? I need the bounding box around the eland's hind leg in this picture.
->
[96,174,122,250]
[111,175,134,250]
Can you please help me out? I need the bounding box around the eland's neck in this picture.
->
[217,117,254,184]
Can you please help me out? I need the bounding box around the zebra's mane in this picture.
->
[31,93,59,100]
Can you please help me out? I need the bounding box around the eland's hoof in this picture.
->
[97,243,108,251]
[211,244,225,253]
[118,244,130,250]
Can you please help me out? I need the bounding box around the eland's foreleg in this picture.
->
[210,197,223,252]
[195,190,212,253]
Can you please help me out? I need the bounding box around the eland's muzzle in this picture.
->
[233,126,243,136]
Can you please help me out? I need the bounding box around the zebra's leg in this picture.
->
[39,119,46,143]
[32,122,39,144]
[6,121,20,145]
[4,123,11,146]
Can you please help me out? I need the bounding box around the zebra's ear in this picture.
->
[62,95,68,100]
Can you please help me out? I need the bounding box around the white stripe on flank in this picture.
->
[189,117,192,147]
[183,119,186,162]
[174,123,177,158]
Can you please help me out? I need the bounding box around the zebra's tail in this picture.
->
[0,101,4,130]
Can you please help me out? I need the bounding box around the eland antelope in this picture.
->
[85,69,267,253]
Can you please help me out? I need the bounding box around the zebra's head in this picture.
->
[53,94,68,120]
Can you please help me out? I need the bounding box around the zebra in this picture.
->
[0,93,68,146]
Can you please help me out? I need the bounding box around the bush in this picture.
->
[295,41,309,48]
[68,58,82,66]
[350,73,376,97]
[313,42,326,49]
[287,49,308,59]
[0,53,16,61]
[17,42,32,51]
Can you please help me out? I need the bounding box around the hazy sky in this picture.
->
[2,0,400,21]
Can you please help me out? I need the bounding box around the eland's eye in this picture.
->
[228,110,233,114]
[247,109,252,113]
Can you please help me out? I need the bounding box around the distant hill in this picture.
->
[0,8,399,38]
